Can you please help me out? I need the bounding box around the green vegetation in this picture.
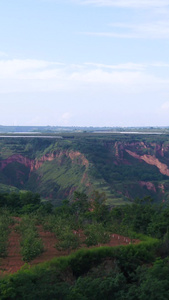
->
[55,228,81,254]
[0,131,169,206]
[0,131,169,300]
[1,133,169,205]
[84,223,110,246]
[0,191,52,214]
[0,240,164,300]
[18,217,44,262]
[0,191,169,298]
[1,132,169,297]
[0,211,13,258]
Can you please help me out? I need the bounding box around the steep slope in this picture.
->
[1,135,169,205]
[0,146,91,205]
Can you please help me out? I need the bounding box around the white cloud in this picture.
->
[1,58,169,127]
[59,112,72,125]
[0,58,169,95]
[161,102,169,110]
[151,62,169,67]
[84,20,169,39]
[84,62,146,71]
[73,0,169,8]
[0,51,8,57]
[0,59,64,79]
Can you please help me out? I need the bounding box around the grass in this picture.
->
[1,135,169,204]
[0,183,19,194]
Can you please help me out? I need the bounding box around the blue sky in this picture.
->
[0,0,169,126]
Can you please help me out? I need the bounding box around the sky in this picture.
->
[0,0,169,127]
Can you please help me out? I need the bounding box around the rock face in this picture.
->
[0,151,89,174]
[139,181,156,193]
[1,138,169,204]
[0,149,90,201]
[0,154,33,171]
[30,151,89,172]
[126,150,169,176]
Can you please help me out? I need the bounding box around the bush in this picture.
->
[21,233,44,262]
[84,223,110,247]
[55,228,81,254]
[0,213,12,258]
[18,217,44,262]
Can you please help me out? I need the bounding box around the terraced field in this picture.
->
[0,218,139,274]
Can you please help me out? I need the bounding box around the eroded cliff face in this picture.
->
[0,154,33,171]
[113,141,169,160]
[0,150,89,173]
[139,181,156,192]
[0,150,90,199]
[1,139,169,203]
[126,150,169,177]
[99,141,169,200]
[109,141,169,176]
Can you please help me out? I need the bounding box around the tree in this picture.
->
[84,223,110,247]
[91,191,109,222]
[55,227,80,254]
[20,191,41,207]
[71,192,91,219]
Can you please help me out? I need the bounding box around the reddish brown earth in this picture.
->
[0,219,22,274]
[0,151,89,173]
[30,225,69,266]
[0,223,139,275]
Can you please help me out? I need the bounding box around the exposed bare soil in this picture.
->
[0,222,139,275]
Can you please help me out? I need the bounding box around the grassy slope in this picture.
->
[26,158,88,205]
[0,135,169,205]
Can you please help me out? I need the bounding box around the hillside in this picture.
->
[1,133,169,205]
[0,196,168,299]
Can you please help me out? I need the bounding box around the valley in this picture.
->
[0,132,169,205]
